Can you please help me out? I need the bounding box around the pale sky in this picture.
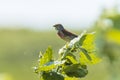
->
[0,0,119,30]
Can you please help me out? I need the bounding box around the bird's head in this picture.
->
[53,24,64,31]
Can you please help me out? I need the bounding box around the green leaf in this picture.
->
[63,64,88,78]
[79,35,87,46]
[79,52,101,64]
[39,62,56,71]
[42,71,64,80]
[66,54,78,64]
[80,48,92,61]
[38,60,66,71]
[39,47,53,66]
[80,32,96,53]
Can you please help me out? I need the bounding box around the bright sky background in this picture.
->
[0,0,119,30]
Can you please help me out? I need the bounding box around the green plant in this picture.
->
[34,31,100,80]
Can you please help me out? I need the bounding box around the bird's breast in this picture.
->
[57,31,65,38]
[57,31,71,42]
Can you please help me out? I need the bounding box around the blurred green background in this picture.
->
[1,4,120,80]
[0,29,65,80]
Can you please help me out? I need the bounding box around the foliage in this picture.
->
[34,31,100,80]
[95,7,120,80]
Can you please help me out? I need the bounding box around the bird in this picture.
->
[53,24,78,42]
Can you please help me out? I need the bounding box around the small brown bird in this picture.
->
[53,24,78,42]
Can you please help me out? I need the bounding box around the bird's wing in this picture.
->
[62,29,78,37]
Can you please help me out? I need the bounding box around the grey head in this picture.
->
[53,24,64,31]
